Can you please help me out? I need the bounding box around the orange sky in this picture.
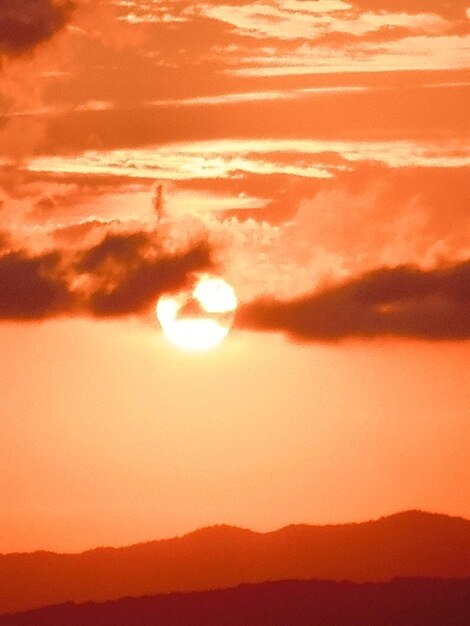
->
[0,0,469,553]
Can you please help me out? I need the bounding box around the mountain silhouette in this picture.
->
[1,510,469,614]
[1,578,469,626]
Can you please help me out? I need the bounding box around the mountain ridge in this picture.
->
[3,509,463,557]
[1,510,469,614]
[1,578,469,626]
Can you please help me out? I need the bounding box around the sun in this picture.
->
[156,274,238,351]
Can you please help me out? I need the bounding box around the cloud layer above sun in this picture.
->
[0,0,468,341]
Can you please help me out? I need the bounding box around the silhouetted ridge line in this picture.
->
[1,578,469,626]
[1,510,469,614]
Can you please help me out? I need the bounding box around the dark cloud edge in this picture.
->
[236,260,470,342]
[0,0,75,58]
[0,229,215,321]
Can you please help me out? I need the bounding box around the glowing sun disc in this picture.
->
[156,274,237,351]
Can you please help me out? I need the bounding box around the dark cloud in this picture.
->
[237,261,470,341]
[0,231,214,320]
[0,0,74,57]
[0,250,71,319]
[79,234,213,316]
[76,231,152,274]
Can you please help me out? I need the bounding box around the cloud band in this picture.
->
[237,261,470,341]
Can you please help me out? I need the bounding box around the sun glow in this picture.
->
[156,275,237,351]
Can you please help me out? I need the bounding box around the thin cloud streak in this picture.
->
[228,34,470,76]
[146,86,367,107]
[25,139,470,182]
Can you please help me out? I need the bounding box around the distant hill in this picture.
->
[0,511,469,614]
[1,578,469,626]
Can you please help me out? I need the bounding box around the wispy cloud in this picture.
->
[110,0,470,79]
[146,85,366,107]
[228,34,470,76]
[203,3,449,41]
[24,139,470,183]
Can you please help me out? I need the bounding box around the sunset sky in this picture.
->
[0,0,469,553]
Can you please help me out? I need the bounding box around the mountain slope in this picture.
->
[0,510,469,614]
[1,578,470,626]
